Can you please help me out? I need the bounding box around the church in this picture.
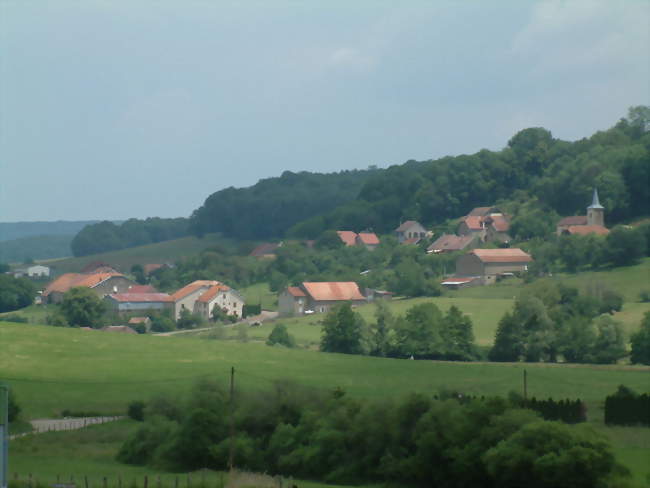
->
[556,189,610,236]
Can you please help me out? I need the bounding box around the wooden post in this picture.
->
[157,475,161,488]
[229,366,235,471]
[85,475,89,488]
[144,475,148,488]
[187,473,191,488]
[57,474,60,483]
[174,476,178,488]
[523,369,528,402]
[118,474,122,488]
[103,476,108,488]
[28,473,32,488]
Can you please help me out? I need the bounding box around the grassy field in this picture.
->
[239,282,277,311]
[39,234,226,274]
[2,321,649,485]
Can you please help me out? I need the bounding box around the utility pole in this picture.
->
[523,369,528,403]
[228,367,235,472]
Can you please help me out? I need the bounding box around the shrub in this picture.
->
[266,323,296,348]
[128,401,146,422]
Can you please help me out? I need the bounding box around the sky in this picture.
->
[1,0,648,222]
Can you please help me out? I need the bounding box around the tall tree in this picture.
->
[630,312,650,365]
[489,312,523,362]
[320,303,365,355]
[59,287,106,328]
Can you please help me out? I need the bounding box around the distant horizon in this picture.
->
[2,1,648,222]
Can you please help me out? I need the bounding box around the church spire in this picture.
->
[588,187,604,210]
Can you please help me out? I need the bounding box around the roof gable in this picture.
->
[357,232,380,245]
[171,280,220,301]
[302,282,365,301]
[395,220,423,232]
[337,231,358,246]
[196,284,231,303]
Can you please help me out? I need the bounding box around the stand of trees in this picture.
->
[320,302,478,361]
[604,386,650,426]
[489,282,627,364]
[71,217,190,257]
[117,380,630,488]
[0,274,36,313]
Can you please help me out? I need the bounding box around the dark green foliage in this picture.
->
[0,314,28,323]
[604,386,650,426]
[127,401,146,421]
[242,303,261,317]
[489,282,627,364]
[71,217,190,257]
[190,169,374,240]
[130,264,146,285]
[0,275,35,313]
[211,307,237,323]
[117,382,629,487]
[266,323,296,348]
[315,230,345,250]
[513,397,586,424]
[59,287,106,328]
[320,303,365,355]
[176,309,203,330]
[8,390,21,422]
[483,421,627,488]
[604,226,646,267]
[149,312,176,333]
[630,311,650,365]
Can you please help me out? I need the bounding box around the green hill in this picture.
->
[41,234,228,274]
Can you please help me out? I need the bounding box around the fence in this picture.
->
[10,417,122,440]
[8,471,296,488]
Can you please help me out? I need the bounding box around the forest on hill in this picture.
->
[67,106,649,257]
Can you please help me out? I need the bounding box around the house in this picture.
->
[395,221,428,244]
[104,292,173,314]
[556,189,609,236]
[356,232,380,251]
[427,234,478,254]
[458,207,511,243]
[337,231,358,247]
[455,248,533,285]
[43,272,136,304]
[250,242,282,259]
[171,280,220,319]
[279,281,366,317]
[194,284,245,320]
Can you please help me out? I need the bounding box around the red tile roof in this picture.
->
[171,280,220,301]
[127,285,157,294]
[196,284,231,303]
[337,231,358,246]
[558,216,588,226]
[566,225,610,236]
[287,286,306,297]
[43,272,123,296]
[470,248,533,263]
[357,232,380,245]
[462,216,484,230]
[428,234,474,252]
[302,282,365,301]
[108,293,173,303]
[487,215,510,232]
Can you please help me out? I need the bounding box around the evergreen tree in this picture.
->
[489,312,523,362]
[442,305,476,360]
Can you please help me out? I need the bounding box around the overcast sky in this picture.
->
[1,0,648,222]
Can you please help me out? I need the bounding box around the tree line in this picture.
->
[117,379,630,488]
[71,217,190,257]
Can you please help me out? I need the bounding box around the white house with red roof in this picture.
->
[194,283,245,320]
[279,281,367,317]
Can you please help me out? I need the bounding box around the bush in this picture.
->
[128,401,146,422]
[639,290,650,303]
[599,289,624,314]
[0,314,28,323]
[8,391,21,422]
[266,323,296,348]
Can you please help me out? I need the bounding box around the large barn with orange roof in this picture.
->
[42,272,136,304]
[278,281,367,317]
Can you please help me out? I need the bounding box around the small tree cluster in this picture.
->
[630,311,650,365]
[604,386,650,426]
[266,323,296,348]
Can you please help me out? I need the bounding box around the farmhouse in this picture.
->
[194,283,245,320]
[43,272,136,304]
[171,279,245,320]
[395,221,428,244]
[9,265,51,278]
[279,281,366,317]
[454,248,533,285]
[458,207,511,243]
[104,292,173,314]
[336,231,381,250]
[556,189,609,236]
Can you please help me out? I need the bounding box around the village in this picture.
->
[12,189,612,333]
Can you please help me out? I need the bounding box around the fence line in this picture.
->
[9,416,123,440]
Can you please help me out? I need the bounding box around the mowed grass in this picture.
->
[2,321,649,422]
[40,234,226,274]
[9,420,374,488]
[239,282,277,311]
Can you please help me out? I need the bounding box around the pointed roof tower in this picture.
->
[588,188,604,209]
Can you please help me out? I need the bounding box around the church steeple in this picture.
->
[588,187,604,210]
[587,187,605,226]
